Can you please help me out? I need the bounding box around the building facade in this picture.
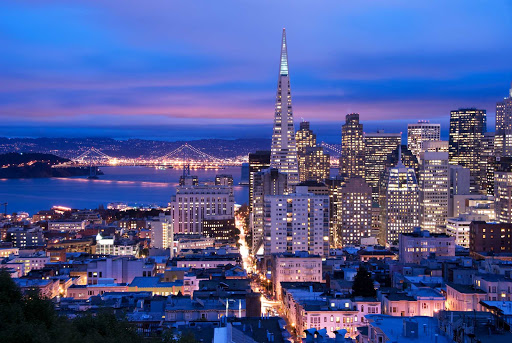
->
[495,82,512,159]
[251,168,288,255]
[448,108,486,193]
[382,151,420,245]
[340,113,365,178]
[248,150,271,212]
[337,177,372,247]
[407,120,441,162]
[170,185,234,235]
[364,131,401,202]
[398,228,455,264]
[264,186,329,257]
[296,121,316,182]
[419,151,449,233]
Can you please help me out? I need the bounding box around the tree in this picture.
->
[0,269,148,343]
[351,266,376,297]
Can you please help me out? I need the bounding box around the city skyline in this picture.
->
[1,1,511,140]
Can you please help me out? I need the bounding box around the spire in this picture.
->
[280,28,288,76]
[397,144,403,166]
[509,81,512,98]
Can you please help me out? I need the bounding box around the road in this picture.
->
[236,213,280,316]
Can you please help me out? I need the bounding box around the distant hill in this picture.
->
[0,152,91,179]
[0,152,69,166]
[0,137,271,159]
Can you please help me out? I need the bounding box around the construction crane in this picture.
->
[0,202,7,216]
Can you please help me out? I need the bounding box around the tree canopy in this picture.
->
[351,266,376,297]
[0,270,197,343]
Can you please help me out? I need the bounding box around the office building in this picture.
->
[303,147,330,182]
[270,29,299,185]
[325,177,345,248]
[202,218,237,243]
[495,157,512,223]
[382,148,420,245]
[337,177,372,247]
[419,151,449,233]
[407,120,441,161]
[296,121,316,181]
[340,113,365,178]
[495,82,512,159]
[264,186,329,257]
[248,151,271,211]
[364,130,401,202]
[251,168,288,255]
[170,185,234,235]
[480,132,495,196]
[448,108,486,193]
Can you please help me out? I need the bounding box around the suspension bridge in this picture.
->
[53,143,239,169]
[54,142,342,169]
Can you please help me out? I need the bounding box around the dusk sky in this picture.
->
[1,1,511,142]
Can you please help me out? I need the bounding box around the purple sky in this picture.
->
[1,1,511,142]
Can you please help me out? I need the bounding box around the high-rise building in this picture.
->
[382,148,420,245]
[295,122,329,182]
[248,151,271,211]
[494,157,512,224]
[325,177,345,248]
[407,121,441,162]
[364,130,401,201]
[337,177,372,247]
[495,82,512,159]
[480,132,495,196]
[448,108,486,193]
[419,151,449,233]
[303,147,330,183]
[296,121,316,181]
[340,113,364,178]
[251,168,288,255]
[170,185,234,235]
[270,29,299,185]
[264,186,329,257]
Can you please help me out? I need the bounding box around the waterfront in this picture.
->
[0,166,248,214]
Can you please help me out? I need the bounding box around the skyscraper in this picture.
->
[340,113,365,178]
[480,132,495,196]
[296,121,317,181]
[494,157,512,224]
[303,147,330,183]
[364,130,401,202]
[337,177,372,247]
[495,82,512,159]
[407,120,441,162]
[419,151,449,233]
[448,108,486,193]
[270,29,299,185]
[248,151,271,211]
[251,168,288,255]
[382,147,420,245]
